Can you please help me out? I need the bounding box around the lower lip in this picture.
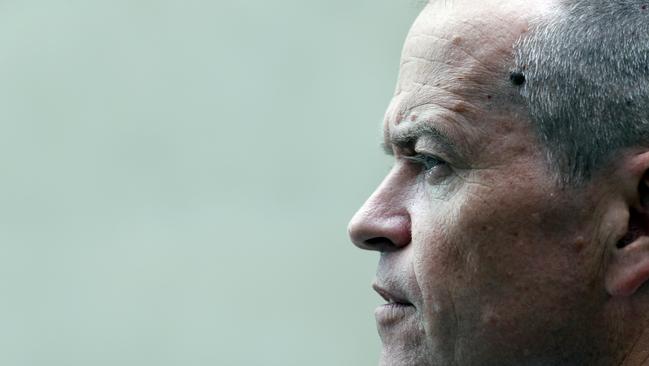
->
[375,303,416,325]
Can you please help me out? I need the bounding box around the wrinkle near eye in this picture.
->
[389,122,459,162]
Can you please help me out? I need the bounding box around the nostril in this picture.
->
[366,237,389,245]
[347,202,411,251]
[364,237,401,252]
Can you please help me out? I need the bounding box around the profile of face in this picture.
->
[348,1,649,365]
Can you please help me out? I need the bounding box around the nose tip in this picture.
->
[347,210,411,252]
[349,167,412,252]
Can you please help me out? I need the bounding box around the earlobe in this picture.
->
[605,237,649,297]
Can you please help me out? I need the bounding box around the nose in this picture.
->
[347,173,412,252]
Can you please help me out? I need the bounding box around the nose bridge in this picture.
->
[348,167,412,251]
[365,168,410,214]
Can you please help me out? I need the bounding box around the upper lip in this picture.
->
[372,283,413,305]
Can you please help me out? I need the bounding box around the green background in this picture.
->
[0,1,422,365]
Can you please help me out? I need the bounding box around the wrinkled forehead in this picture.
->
[386,0,556,127]
[406,2,529,70]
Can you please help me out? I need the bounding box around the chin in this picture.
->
[378,330,437,366]
[379,348,430,366]
[379,344,448,366]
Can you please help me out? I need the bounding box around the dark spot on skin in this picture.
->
[510,71,526,86]
[395,112,404,125]
[487,95,492,100]
[452,103,468,113]
[573,236,585,253]
[410,115,418,122]
[642,4,647,10]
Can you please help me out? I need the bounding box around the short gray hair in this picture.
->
[513,0,649,185]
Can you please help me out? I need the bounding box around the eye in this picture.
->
[403,153,446,172]
[394,147,454,184]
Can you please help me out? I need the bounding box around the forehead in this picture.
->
[385,2,533,129]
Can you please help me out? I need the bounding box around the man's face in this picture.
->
[348,2,614,365]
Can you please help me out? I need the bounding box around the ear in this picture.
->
[605,152,649,297]
[606,236,649,297]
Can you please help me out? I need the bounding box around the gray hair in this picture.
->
[513,0,649,185]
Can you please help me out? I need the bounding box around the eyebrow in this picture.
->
[382,122,458,157]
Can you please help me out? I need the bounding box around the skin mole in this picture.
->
[510,71,526,86]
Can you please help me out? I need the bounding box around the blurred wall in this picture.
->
[0,1,422,365]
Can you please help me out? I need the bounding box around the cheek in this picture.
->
[410,180,605,341]
[472,194,604,343]
[409,206,469,349]
[453,192,585,290]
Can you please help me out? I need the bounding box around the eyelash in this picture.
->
[403,153,447,172]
